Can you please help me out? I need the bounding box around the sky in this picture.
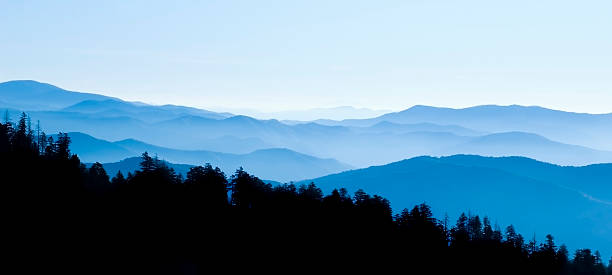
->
[1,0,612,113]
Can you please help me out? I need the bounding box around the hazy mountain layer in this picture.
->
[26,105,612,167]
[62,99,231,122]
[6,80,612,167]
[65,132,351,182]
[0,80,231,121]
[0,80,117,110]
[327,105,612,151]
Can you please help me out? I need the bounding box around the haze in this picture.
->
[1,0,611,113]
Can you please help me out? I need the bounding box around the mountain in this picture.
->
[301,155,612,259]
[332,105,612,151]
[213,106,391,121]
[415,155,612,202]
[350,121,485,136]
[170,135,274,154]
[66,132,352,182]
[62,99,230,122]
[25,110,149,142]
[97,157,194,179]
[30,110,612,167]
[0,80,118,110]
[438,132,612,166]
[53,132,134,163]
[0,80,231,121]
[7,81,612,167]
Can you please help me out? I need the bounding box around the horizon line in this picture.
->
[2,79,612,116]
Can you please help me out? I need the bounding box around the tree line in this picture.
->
[1,113,610,274]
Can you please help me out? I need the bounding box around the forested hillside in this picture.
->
[1,113,610,274]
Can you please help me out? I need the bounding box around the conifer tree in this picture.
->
[111,171,127,185]
[139,151,156,173]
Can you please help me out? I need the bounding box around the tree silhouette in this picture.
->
[1,116,609,274]
[139,151,156,173]
[572,249,607,275]
[230,167,271,208]
[185,163,229,207]
[111,170,127,185]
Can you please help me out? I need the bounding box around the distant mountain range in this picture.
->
[322,104,612,151]
[224,106,392,121]
[48,118,612,167]
[5,80,612,167]
[64,132,351,182]
[0,80,231,121]
[0,80,118,110]
[62,99,231,122]
[436,131,612,166]
[300,155,612,259]
[4,80,612,258]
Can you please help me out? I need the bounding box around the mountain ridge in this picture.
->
[63,132,352,182]
[300,154,612,259]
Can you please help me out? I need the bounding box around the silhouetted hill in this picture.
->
[95,157,193,178]
[425,155,612,202]
[67,132,351,182]
[10,115,607,272]
[303,155,612,259]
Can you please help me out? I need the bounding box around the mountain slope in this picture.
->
[334,104,612,151]
[67,132,351,182]
[0,80,231,122]
[0,80,118,110]
[352,121,485,136]
[98,157,193,178]
[52,132,134,163]
[113,138,352,182]
[244,106,391,121]
[34,111,612,168]
[62,99,230,122]
[423,155,612,202]
[7,81,612,167]
[302,155,612,259]
[438,132,612,166]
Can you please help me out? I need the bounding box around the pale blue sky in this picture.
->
[1,0,611,113]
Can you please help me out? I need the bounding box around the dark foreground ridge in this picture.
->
[1,113,610,274]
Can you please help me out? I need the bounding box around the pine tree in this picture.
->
[185,163,228,207]
[56,133,71,159]
[111,171,127,185]
[482,216,493,241]
[139,151,156,173]
[558,244,569,266]
[298,182,323,201]
[44,136,55,156]
[505,225,524,249]
[467,215,482,240]
[492,222,503,242]
[451,213,469,244]
[88,162,110,185]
